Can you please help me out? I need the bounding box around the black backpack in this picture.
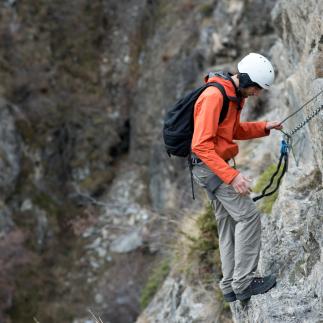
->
[163,82,230,158]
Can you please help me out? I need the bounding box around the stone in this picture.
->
[0,100,21,197]
[110,229,143,253]
[0,206,14,236]
[20,199,33,211]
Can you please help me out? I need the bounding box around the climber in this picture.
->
[191,53,283,302]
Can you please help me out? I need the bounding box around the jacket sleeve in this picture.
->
[191,89,239,184]
[234,120,270,140]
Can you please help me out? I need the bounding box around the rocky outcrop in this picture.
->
[230,1,323,322]
[136,1,323,323]
[136,275,230,323]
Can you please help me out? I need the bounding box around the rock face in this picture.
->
[137,1,323,323]
[0,0,322,322]
[137,275,227,323]
[230,1,323,322]
[0,100,20,199]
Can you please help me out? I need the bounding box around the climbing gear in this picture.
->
[253,139,289,202]
[254,90,323,202]
[163,78,233,199]
[235,275,277,301]
[163,82,230,158]
[237,53,275,89]
[279,104,323,167]
[279,89,323,125]
[223,291,237,302]
[282,104,323,137]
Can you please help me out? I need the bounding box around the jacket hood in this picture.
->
[204,71,240,99]
[204,71,232,83]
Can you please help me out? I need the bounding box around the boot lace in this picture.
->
[253,277,265,284]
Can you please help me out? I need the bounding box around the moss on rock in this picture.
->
[140,258,170,310]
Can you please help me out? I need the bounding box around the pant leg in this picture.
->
[233,211,261,293]
[192,163,261,293]
[212,199,236,294]
[213,183,261,294]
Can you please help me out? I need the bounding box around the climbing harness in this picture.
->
[253,90,323,202]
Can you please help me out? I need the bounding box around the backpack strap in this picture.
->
[204,82,230,124]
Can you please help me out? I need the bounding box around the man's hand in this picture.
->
[266,121,283,130]
[231,173,252,195]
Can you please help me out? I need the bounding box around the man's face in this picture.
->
[240,86,263,98]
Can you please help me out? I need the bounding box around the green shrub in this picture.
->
[178,203,221,283]
[140,258,170,309]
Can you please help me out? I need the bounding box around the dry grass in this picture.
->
[88,309,104,323]
[33,310,104,323]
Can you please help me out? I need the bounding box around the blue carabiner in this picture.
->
[280,139,289,156]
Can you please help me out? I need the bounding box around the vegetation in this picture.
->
[199,3,214,17]
[186,203,221,281]
[253,164,284,213]
[176,202,231,314]
[139,202,232,316]
[140,258,171,309]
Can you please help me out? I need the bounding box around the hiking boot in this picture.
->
[223,291,236,302]
[235,275,276,301]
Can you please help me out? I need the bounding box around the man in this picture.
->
[191,53,282,302]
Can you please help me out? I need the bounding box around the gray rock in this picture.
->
[137,276,224,323]
[110,229,143,253]
[0,205,14,237]
[0,100,21,197]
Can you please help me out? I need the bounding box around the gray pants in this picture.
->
[192,162,261,294]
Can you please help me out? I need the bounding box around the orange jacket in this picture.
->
[191,75,270,184]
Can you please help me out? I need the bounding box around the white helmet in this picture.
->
[237,53,275,89]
